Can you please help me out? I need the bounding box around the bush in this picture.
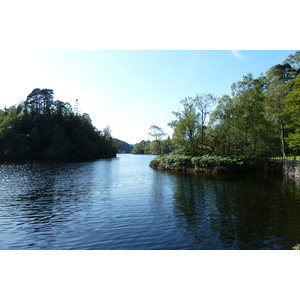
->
[155,154,192,166]
[153,154,247,168]
[191,154,246,167]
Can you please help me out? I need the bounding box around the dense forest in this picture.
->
[0,89,118,160]
[147,51,300,159]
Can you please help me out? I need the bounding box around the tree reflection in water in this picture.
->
[172,173,300,249]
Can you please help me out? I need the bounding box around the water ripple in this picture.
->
[1,156,300,249]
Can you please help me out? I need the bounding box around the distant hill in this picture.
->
[115,139,134,153]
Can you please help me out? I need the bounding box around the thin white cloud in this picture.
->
[231,50,244,61]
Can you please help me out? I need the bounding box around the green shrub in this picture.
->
[155,154,192,166]
[153,154,247,168]
[150,153,264,173]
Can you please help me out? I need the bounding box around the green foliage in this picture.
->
[148,125,167,155]
[168,97,201,155]
[264,76,290,156]
[131,140,151,154]
[284,75,300,152]
[168,94,217,155]
[266,63,297,83]
[153,154,247,168]
[210,75,278,157]
[162,53,299,159]
[155,154,192,166]
[191,155,245,168]
[0,89,117,161]
[283,51,300,72]
[131,137,176,155]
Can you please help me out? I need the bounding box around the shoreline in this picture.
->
[149,164,256,174]
[150,156,300,182]
[149,155,261,174]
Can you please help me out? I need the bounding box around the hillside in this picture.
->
[115,139,134,153]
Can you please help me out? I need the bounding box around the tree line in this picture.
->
[0,88,118,160]
[131,125,176,155]
[148,51,300,158]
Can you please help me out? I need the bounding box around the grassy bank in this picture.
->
[149,154,266,174]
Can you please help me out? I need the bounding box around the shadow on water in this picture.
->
[171,172,300,249]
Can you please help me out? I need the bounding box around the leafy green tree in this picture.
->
[169,94,217,155]
[266,63,296,83]
[160,136,177,154]
[283,51,300,73]
[232,75,273,156]
[54,100,73,117]
[168,97,201,155]
[148,125,167,155]
[283,75,300,153]
[101,126,119,158]
[25,88,54,114]
[193,93,217,153]
[264,76,290,156]
[131,140,151,154]
[209,94,234,155]
[210,75,275,157]
[0,107,23,159]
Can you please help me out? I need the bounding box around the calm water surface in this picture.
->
[1,154,300,250]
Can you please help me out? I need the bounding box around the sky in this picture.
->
[0,50,297,144]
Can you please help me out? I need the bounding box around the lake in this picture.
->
[1,153,300,250]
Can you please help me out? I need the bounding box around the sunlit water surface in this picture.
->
[1,154,300,249]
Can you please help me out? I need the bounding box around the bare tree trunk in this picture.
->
[279,118,285,157]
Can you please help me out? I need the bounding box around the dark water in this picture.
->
[1,154,300,250]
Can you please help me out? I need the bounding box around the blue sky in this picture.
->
[0,50,297,144]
